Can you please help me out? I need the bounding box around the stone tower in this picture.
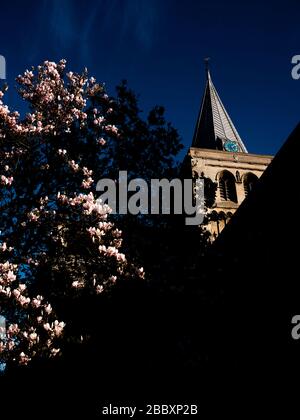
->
[185,65,273,238]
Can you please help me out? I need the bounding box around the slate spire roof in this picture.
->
[192,67,248,153]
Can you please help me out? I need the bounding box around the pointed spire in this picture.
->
[192,61,248,153]
[204,56,210,78]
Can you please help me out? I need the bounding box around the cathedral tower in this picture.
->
[186,63,273,238]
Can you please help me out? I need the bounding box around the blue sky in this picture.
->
[1,0,299,158]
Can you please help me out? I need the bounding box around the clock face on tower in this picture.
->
[224,139,239,152]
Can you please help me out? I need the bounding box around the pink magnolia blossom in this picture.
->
[0,59,145,368]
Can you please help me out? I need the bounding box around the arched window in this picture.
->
[218,170,237,202]
[243,173,258,196]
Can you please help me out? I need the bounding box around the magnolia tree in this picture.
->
[0,60,144,368]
